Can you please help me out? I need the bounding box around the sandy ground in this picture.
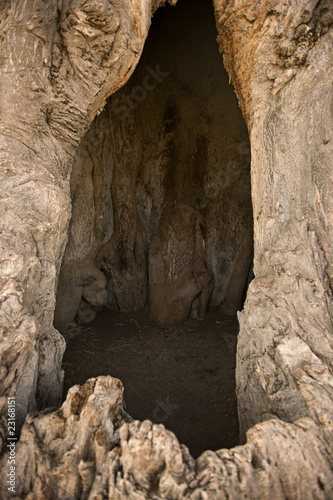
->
[62,309,239,458]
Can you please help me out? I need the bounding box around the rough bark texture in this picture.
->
[213,0,333,438]
[1,375,333,499]
[0,0,158,427]
[0,0,333,498]
[53,0,252,329]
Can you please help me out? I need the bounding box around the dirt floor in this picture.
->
[62,309,239,458]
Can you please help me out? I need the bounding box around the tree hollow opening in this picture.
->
[56,0,253,457]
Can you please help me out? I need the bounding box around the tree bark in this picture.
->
[0,0,333,498]
[0,0,155,428]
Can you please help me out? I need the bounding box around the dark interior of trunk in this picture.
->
[57,0,253,458]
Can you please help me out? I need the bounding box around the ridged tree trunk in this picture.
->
[0,0,333,498]
[0,0,153,437]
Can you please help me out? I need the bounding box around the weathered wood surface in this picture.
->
[0,0,332,498]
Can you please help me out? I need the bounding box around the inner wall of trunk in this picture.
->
[53,0,252,331]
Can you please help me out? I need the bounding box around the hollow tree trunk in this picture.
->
[0,0,333,499]
[214,0,333,438]
[0,0,154,431]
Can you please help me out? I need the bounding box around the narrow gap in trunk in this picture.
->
[56,0,253,458]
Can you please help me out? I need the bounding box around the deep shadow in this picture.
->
[62,310,239,458]
[60,0,253,458]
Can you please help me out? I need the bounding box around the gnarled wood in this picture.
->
[0,0,333,498]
